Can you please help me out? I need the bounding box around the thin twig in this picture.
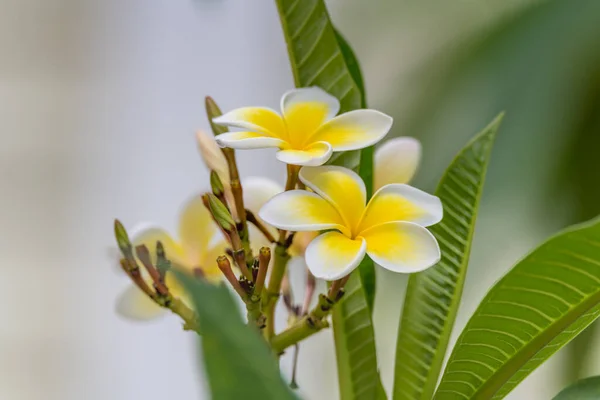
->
[246,209,276,243]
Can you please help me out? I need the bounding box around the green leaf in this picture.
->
[274,0,362,112]
[434,216,600,400]
[333,28,366,108]
[331,272,387,400]
[553,376,600,400]
[174,271,297,400]
[393,114,503,400]
[275,1,384,397]
[333,27,377,311]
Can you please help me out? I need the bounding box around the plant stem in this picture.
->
[262,164,299,340]
[263,243,291,339]
[270,293,337,354]
[246,209,276,243]
[169,297,201,333]
[224,149,253,266]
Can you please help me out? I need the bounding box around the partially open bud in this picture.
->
[196,129,229,183]
[204,193,235,232]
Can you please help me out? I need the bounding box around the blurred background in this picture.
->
[1,0,599,399]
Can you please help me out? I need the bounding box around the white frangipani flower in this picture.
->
[259,166,442,280]
[212,87,393,166]
[291,136,423,257]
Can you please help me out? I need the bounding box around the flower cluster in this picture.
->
[115,87,442,325]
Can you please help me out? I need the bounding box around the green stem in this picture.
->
[169,297,201,333]
[270,293,336,354]
[263,243,291,339]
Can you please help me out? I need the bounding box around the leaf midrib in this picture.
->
[418,135,494,400]
[469,287,600,399]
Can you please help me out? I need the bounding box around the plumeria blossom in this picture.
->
[116,178,280,321]
[291,136,422,257]
[259,166,443,280]
[116,195,228,320]
[212,87,393,166]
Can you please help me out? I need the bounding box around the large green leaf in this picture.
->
[274,0,361,112]
[393,114,503,400]
[553,376,600,400]
[331,272,387,400]
[175,271,296,400]
[275,1,384,396]
[434,216,600,400]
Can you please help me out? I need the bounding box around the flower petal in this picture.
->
[178,195,222,267]
[305,231,366,280]
[259,190,347,234]
[212,107,285,138]
[243,176,283,248]
[215,131,286,149]
[309,109,393,151]
[199,243,229,283]
[360,222,440,273]
[276,141,332,166]
[116,285,166,321]
[358,184,443,231]
[374,137,421,189]
[131,225,185,266]
[243,177,284,214]
[299,165,366,231]
[289,231,318,257]
[281,87,340,146]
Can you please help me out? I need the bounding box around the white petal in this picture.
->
[215,131,286,149]
[212,106,285,138]
[360,222,440,273]
[358,184,443,231]
[259,190,347,234]
[281,87,340,120]
[116,285,166,321]
[305,231,366,280]
[242,176,284,214]
[275,141,332,166]
[243,176,283,248]
[374,137,421,189]
[309,109,393,151]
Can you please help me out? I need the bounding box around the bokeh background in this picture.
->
[2,0,599,399]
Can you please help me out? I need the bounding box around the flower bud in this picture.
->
[205,193,235,232]
[210,170,225,197]
[205,96,228,136]
[196,129,229,183]
[114,219,132,257]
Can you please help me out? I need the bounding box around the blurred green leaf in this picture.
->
[434,215,600,400]
[393,114,502,400]
[174,271,296,400]
[331,272,387,400]
[275,1,384,396]
[553,376,600,400]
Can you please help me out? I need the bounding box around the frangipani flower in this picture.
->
[259,166,443,280]
[116,195,228,320]
[116,178,280,321]
[290,136,422,257]
[212,87,393,166]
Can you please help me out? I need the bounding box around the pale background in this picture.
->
[2,1,599,399]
